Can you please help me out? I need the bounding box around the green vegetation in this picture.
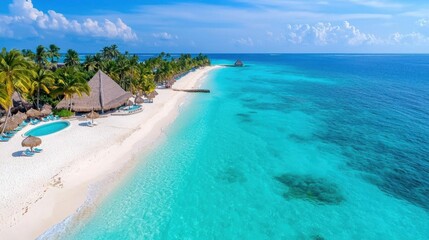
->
[0,44,210,133]
[53,109,74,118]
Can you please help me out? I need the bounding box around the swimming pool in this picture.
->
[119,105,142,111]
[24,121,70,137]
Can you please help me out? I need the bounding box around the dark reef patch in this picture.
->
[236,113,253,123]
[275,174,344,205]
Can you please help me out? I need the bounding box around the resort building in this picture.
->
[56,70,132,112]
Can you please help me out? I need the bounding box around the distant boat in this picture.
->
[234,59,244,67]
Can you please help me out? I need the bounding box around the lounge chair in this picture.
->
[23,149,35,157]
[53,115,60,120]
[34,148,43,153]
[0,136,10,142]
[2,132,14,137]
[87,121,98,127]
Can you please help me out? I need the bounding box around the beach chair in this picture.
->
[2,132,14,137]
[0,136,10,142]
[34,148,43,153]
[54,115,60,120]
[42,117,49,122]
[23,149,35,157]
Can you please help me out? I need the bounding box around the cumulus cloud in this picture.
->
[0,0,137,41]
[152,32,178,40]
[286,21,381,46]
[389,32,429,44]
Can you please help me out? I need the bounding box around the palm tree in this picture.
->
[21,49,36,60]
[51,67,90,111]
[101,44,120,60]
[47,44,61,64]
[0,48,31,134]
[35,45,48,68]
[30,67,54,109]
[64,49,80,67]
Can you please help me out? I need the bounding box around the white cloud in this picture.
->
[286,21,381,46]
[235,37,254,46]
[417,18,429,27]
[0,0,137,41]
[152,32,178,40]
[389,32,429,44]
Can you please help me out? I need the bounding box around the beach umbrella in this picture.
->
[0,116,5,124]
[134,96,144,104]
[26,108,42,118]
[86,110,99,124]
[126,100,134,106]
[42,104,52,110]
[21,136,42,152]
[0,121,19,132]
[10,115,24,125]
[40,108,52,116]
[15,111,27,121]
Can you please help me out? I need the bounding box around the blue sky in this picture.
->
[1,0,429,53]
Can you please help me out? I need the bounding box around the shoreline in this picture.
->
[0,65,221,239]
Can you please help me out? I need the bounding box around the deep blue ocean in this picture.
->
[44,54,429,239]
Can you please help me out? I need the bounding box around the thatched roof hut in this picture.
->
[56,70,133,112]
[234,59,244,67]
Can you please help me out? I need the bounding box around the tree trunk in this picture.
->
[1,105,12,134]
[37,85,40,110]
[69,98,72,111]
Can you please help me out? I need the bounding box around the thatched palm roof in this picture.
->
[0,121,18,132]
[26,108,42,118]
[87,110,100,119]
[56,70,133,112]
[41,108,52,116]
[22,136,42,151]
[42,104,52,110]
[145,91,158,99]
[135,96,144,104]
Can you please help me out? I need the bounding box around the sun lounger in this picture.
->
[0,136,10,142]
[34,148,43,153]
[23,149,35,157]
[2,132,14,137]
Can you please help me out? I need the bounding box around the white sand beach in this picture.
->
[0,66,221,239]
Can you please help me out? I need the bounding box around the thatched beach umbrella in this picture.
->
[126,100,134,106]
[26,108,42,118]
[0,116,5,124]
[15,111,27,121]
[40,108,52,116]
[86,110,100,124]
[134,96,144,104]
[145,91,158,103]
[21,136,42,151]
[0,121,19,132]
[42,104,52,110]
[10,115,24,125]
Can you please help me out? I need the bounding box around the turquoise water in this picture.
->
[45,55,429,239]
[25,121,70,137]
